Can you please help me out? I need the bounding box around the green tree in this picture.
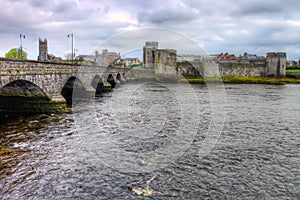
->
[5,48,27,59]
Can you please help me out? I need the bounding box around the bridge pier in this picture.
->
[117,72,126,82]
[103,80,113,92]
[0,93,67,119]
[83,89,96,98]
[45,95,66,113]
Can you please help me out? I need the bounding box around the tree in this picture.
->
[5,48,28,59]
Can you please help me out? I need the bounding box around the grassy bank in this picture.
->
[178,76,300,84]
[286,69,300,73]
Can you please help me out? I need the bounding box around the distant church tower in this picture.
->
[38,38,48,61]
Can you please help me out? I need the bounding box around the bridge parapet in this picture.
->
[0,58,76,75]
[0,58,129,75]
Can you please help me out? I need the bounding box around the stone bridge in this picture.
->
[0,58,129,116]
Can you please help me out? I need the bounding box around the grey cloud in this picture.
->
[53,1,77,13]
[138,8,197,25]
[28,0,50,8]
[107,0,165,11]
[232,0,300,18]
[93,28,205,55]
[237,3,282,15]
[205,21,300,58]
[0,2,42,33]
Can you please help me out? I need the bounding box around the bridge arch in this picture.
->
[0,79,49,99]
[116,73,121,81]
[0,80,58,117]
[91,75,105,97]
[61,76,86,105]
[107,74,116,88]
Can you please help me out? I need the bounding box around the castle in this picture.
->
[143,41,177,75]
[143,41,287,78]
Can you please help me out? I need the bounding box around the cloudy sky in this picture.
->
[1,0,300,60]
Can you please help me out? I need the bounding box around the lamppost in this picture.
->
[19,33,25,59]
[67,33,74,64]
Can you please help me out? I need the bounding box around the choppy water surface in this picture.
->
[0,83,299,199]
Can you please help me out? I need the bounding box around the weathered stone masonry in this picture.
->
[143,42,287,78]
[178,52,287,78]
[0,58,128,114]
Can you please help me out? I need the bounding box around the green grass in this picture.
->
[178,78,206,84]
[286,69,300,73]
[179,76,300,84]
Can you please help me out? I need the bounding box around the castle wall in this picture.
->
[177,61,202,77]
[219,61,266,77]
[177,59,268,78]
[155,49,177,76]
[177,53,286,78]
[266,52,286,77]
[143,41,286,78]
[202,60,221,77]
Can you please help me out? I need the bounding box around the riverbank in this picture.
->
[178,76,300,84]
[286,69,300,73]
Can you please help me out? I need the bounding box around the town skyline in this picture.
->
[1,0,300,60]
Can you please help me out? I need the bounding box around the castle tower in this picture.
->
[266,52,286,77]
[143,41,159,67]
[102,49,108,66]
[38,38,48,61]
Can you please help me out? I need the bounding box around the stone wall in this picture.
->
[0,58,127,115]
[144,42,287,78]
[177,61,202,78]
[218,60,267,77]
[178,60,268,78]
[176,52,286,78]
[0,58,129,99]
[266,52,286,77]
[154,49,177,76]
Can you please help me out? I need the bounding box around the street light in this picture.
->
[67,33,74,64]
[19,33,25,59]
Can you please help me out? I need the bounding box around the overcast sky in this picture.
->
[1,0,300,60]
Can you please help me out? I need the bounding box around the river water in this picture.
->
[0,82,299,199]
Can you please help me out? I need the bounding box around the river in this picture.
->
[0,82,299,199]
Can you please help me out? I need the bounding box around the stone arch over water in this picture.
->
[91,75,105,97]
[0,79,49,99]
[116,73,121,81]
[61,76,86,105]
[0,80,60,118]
[107,74,116,88]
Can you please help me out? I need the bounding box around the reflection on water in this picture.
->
[0,83,299,199]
